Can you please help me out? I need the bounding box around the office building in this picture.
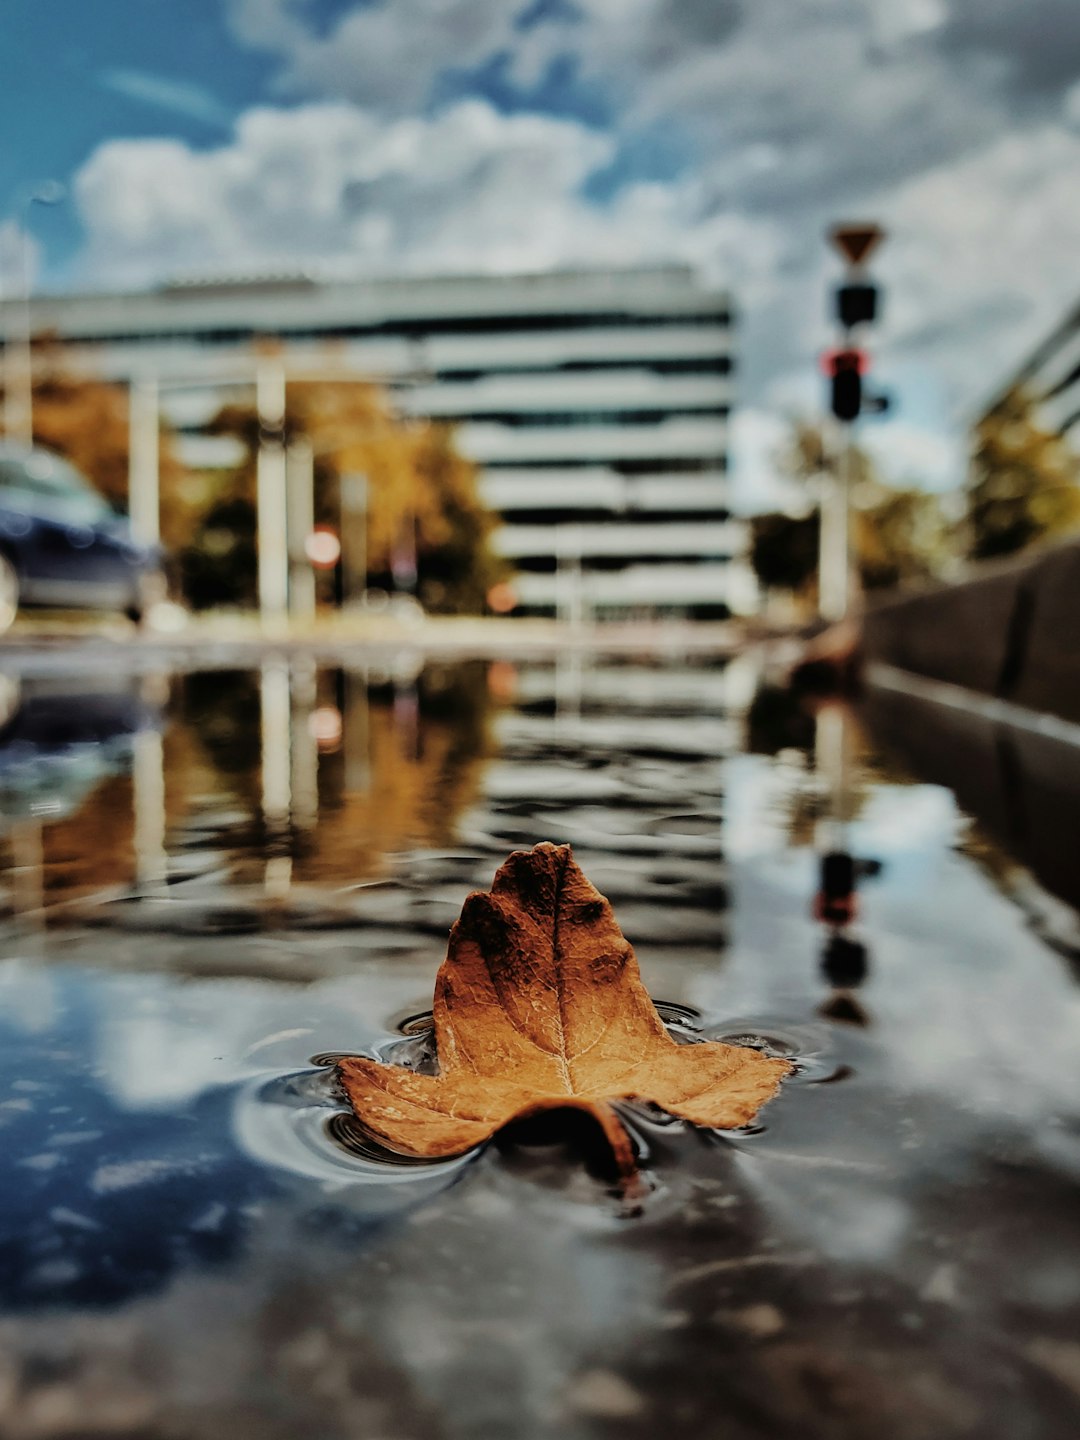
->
[3,265,739,616]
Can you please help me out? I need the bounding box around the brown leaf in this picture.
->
[338,843,790,1179]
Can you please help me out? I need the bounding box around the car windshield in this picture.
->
[0,452,114,526]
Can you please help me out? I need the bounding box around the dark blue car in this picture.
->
[0,444,163,630]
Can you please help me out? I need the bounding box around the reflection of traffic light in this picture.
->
[828,349,864,422]
[813,849,857,926]
[822,933,868,987]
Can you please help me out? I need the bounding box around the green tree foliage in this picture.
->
[854,487,951,590]
[750,511,819,597]
[966,386,1080,561]
[750,420,951,601]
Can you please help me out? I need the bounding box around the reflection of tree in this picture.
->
[39,771,135,906]
[295,663,495,885]
[0,663,498,913]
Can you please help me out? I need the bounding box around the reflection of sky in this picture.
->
[721,749,1080,1268]
[0,954,466,1313]
[0,971,271,1309]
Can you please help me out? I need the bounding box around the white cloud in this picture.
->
[879,120,1080,411]
[729,408,809,516]
[228,0,522,111]
[64,1,1080,500]
[73,96,790,293]
[861,420,963,492]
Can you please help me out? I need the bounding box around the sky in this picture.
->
[4,0,1080,512]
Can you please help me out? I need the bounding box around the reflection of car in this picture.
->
[0,444,164,630]
[0,674,162,822]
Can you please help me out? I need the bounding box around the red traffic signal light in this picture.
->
[822,348,866,422]
[820,347,867,376]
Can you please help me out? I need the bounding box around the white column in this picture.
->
[556,523,586,627]
[286,438,316,622]
[128,375,161,548]
[256,356,289,627]
[340,471,368,608]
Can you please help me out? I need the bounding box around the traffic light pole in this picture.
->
[820,223,886,626]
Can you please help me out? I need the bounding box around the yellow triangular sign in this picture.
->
[829,223,884,267]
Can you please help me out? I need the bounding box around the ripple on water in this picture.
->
[231,1064,474,1203]
[237,1003,842,1193]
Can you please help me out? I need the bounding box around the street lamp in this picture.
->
[2,180,66,447]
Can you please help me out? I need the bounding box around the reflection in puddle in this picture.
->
[0,654,1078,1437]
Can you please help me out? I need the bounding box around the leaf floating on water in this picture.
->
[338,843,790,1180]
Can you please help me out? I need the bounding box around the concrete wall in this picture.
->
[862,538,1080,725]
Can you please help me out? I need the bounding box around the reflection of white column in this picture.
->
[133,728,167,890]
[286,439,316,623]
[256,356,289,628]
[261,660,292,897]
[555,650,583,728]
[343,669,370,794]
[290,658,319,831]
[128,375,160,548]
[9,818,44,921]
[815,705,849,851]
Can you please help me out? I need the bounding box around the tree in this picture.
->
[853,486,951,591]
[750,511,819,598]
[966,385,1080,561]
[4,337,196,550]
[184,380,508,613]
[749,419,951,601]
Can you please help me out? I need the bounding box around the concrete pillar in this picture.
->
[340,471,368,608]
[256,356,289,628]
[286,438,316,622]
[128,374,161,548]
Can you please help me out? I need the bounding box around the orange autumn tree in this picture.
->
[190,379,508,613]
[15,338,196,550]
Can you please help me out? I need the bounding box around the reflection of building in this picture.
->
[7,266,738,617]
[980,299,1080,440]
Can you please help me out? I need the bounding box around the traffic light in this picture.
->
[836,281,878,328]
[827,348,864,422]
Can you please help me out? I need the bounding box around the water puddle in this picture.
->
[0,655,1077,1436]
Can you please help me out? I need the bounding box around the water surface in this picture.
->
[0,651,1077,1439]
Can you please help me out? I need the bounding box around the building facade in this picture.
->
[5,265,739,617]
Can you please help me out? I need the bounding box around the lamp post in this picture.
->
[2,181,65,447]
